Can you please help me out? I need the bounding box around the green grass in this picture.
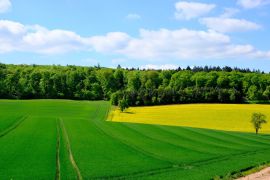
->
[0,116,57,179]
[0,100,270,179]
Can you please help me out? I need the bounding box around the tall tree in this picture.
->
[251,113,267,134]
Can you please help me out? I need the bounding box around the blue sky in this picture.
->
[0,0,270,71]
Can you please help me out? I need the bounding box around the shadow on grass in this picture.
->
[123,111,135,114]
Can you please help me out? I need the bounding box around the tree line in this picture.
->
[0,63,270,106]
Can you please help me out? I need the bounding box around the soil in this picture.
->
[237,167,270,180]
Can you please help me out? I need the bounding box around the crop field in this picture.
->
[110,104,270,133]
[1,100,270,179]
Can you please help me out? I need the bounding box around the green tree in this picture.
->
[159,70,173,87]
[1,63,270,105]
[217,73,229,88]
[127,71,141,91]
[251,112,267,134]
[97,69,116,99]
[205,71,218,87]
[263,86,270,100]
[170,71,193,90]
[247,85,259,100]
[119,98,129,112]
[114,68,124,90]
[191,72,207,88]
[111,91,123,106]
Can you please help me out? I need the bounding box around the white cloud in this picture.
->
[89,28,231,59]
[237,0,270,9]
[89,28,270,60]
[88,32,131,53]
[121,28,230,59]
[140,64,178,70]
[126,13,141,20]
[0,20,88,53]
[22,29,87,53]
[175,1,216,20]
[220,8,239,18]
[0,0,11,13]
[0,20,25,35]
[200,17,261,33]
[0,20,269,61]
[0,20,26,52]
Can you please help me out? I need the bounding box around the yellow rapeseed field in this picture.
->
[109,104,270,133]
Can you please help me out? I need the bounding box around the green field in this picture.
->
[1,100,270,179]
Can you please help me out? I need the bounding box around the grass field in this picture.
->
[110,104,270,133]
[1,100,270,179]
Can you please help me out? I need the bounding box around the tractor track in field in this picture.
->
[122,123,214,155]
[181,127,263,149]
[156,125,241,152]
[92,118,172,163]
[89,106,173,164]
[157,126,270,152]
[0,115,28,138]
[221,130,270,146]
[90,147,270,180]
[59,119,82,180]
[92,106,270,179]
[207,129,270,147]
[84,105,270,179]
[55,120,61,180]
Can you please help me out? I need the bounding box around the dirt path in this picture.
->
[237,167,270,180]
[60,119,83,180]
[55,120,61,180]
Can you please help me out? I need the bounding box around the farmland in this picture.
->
[110,104,270,133]
[1,100,270,179]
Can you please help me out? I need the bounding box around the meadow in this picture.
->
[0,100,270,179]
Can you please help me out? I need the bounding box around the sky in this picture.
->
[0,0,270,71]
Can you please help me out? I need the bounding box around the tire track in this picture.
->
[59,118,82,180]
[0,115,28,138]
[90,106,218,177]
[157,125,245,151]
[221,130,270,146]
[85,104,270,179]
[90,147,270,180]
[92,119,172,164]
[88,105,172,166]
[181,127,256,148]
[87,104,270,179]
[122,123,212,155]
[55,119,61,180]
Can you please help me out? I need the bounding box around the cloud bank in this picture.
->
[0,0,11,13]
[140,64,178,70]
[237,0,270,9]
[0,20,269,60]
[175,1,216,20]
[200,17,261,33]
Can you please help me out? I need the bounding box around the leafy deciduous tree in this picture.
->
[251,113,267,134]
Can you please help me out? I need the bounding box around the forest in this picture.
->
[0,63,270,106]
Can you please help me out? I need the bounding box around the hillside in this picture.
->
[1,100,270,179]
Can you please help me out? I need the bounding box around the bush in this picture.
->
[118,99,129,112]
